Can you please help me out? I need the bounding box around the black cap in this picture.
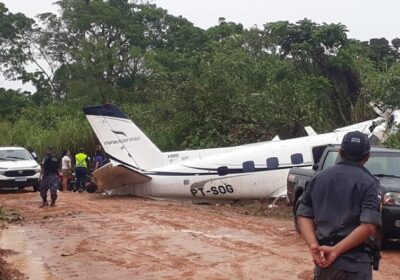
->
[341,131,370,157]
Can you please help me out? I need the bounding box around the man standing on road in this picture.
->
[297,131,381,279]
[40,146,60,207]
[61,150,72,192]
[74,148,89,193]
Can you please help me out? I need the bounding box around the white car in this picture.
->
[0,146,41,191]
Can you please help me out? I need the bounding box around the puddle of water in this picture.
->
[0,226,57,280]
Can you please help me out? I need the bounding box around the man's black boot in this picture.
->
[40,200,49,208]
[50,199,56,207]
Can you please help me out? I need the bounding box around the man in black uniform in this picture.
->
[297,131,381,279]
[40,146,60,207]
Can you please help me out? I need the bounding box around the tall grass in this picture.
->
[0,105,97,159]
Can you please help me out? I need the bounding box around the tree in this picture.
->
[263,19,368,125]
[0,88,32,121]
[366,38,397,71]
[0,3,35,81]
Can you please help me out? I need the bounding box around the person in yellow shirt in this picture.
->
[74,148,89,193]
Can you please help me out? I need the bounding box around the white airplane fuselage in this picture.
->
[102,130,347,200]
[84,104,397,202]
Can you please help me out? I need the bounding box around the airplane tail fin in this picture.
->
[83,104,165,170]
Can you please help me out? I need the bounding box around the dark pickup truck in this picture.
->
[287,144,400,239]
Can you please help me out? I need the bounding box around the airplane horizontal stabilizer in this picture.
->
[304,126,317,136]
[92,162,151,191]
[272,135,280,141]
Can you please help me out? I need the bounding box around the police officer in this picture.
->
[297,131,381,280]
[40,146,60,207]
[74,148,89,193]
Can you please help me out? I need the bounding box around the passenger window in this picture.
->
[242,161,255,172]
[266,157,279,169]
[291,153,304,164]
[217,166,228,176]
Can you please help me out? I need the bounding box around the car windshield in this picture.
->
[322,150,400,177]
[0,149,33,161]
[366,152,400,177]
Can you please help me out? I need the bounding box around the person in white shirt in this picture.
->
[61,150,72,192]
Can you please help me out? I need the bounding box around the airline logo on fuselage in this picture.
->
[104,136,140,145]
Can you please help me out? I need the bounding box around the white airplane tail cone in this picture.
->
[83,104,165,170]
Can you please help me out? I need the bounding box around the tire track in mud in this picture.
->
[118,205,310,279]
[77,196,311,277]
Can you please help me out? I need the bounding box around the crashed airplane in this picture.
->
[83,104,400,202]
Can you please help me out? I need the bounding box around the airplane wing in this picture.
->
[334,117,384,133]
[92,161,151,191]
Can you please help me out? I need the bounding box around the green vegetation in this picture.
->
[0,0,400,157]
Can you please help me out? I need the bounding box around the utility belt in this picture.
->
[318,236,380,271]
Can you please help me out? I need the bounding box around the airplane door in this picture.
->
[312,145,328,164]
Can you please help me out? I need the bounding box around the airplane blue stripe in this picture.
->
[104,150,312,176]
[184,164,313,172]
[144,164,313,176]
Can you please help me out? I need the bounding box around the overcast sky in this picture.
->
[1,0,399,90]
[2,0,400,40]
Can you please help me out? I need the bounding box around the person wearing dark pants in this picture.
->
[297,131,381,280]
[40,146,60,207]
[74,166,86,192]
[74,148,89,192]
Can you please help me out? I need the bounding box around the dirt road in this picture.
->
[0,190,399,280]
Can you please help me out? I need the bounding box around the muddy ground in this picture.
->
[0,190,399,280]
